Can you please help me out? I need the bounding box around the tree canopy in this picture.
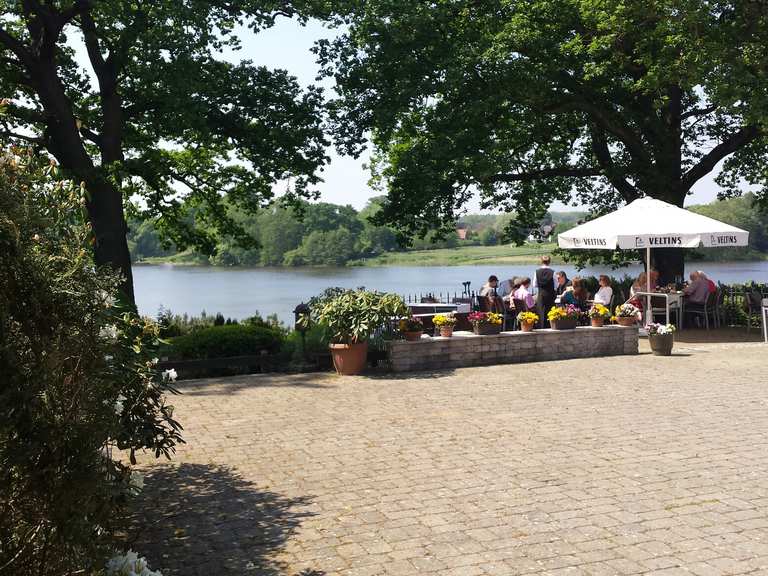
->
[0,1,329,302]
[315,0,768,280]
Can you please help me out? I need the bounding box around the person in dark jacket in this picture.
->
[555,271,571,297]
[534,255,556,327]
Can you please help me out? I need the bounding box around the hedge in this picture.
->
[163,324,284,360]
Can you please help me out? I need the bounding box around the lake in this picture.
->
[133,261,768,326]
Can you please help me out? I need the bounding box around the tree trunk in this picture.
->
[85,175,135,306]
[651,248,685,287]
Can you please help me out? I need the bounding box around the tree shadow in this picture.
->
[124,463,321,576]
[178,372,337,396]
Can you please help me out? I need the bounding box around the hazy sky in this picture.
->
[78,16,727,212]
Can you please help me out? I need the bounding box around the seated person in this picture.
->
[479,275,503,312]
[683,271,709,305]
[561,276,589,311]
[629,272,653,297]
[593,275,613,306]
[554,271,571,296]
[497,276,517,300]
[697,270,716,293]
[513,277,535,310]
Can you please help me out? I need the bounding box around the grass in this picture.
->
[349,243,559,267]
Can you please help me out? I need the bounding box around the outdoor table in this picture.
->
[634,291,684,329]
[763,298,768,343]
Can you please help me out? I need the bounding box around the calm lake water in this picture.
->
[134,261,768,326]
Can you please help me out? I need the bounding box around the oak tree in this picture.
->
[0,0,329,302]
[316,0,768,281]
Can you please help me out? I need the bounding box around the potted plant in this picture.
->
[547,304,582,330]
[318,290,408,375]
[432,313,457,337]
[468,311,503,335]
[398,316,424,341]
[588,303,611,327]
[614,303,641,326]
[517,311,539,332]
[647,322,676,356]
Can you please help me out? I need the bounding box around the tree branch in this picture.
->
[0,128,43,144]
[589,125,640,202]
[481,167,602,184]
[681,105,718,120]
[0,25,33,67]
[681,125,761,189]
[79,8,107,79]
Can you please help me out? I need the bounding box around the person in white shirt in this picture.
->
[593,275,613,306]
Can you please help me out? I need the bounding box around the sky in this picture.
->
[73,16,726,213]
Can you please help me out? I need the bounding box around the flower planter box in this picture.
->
[520,321,535,332]
[403,331,423,342]
[616,317,636,327]
[649,333,674,356]
[473,324,502,335]
[551,318,578,330]
[439,326,454,337]
[590,318,605,328]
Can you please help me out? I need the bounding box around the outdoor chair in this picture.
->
[510,298,528,330]
[686,291,717,330]
[746,291,764,334]
[714,287,726,328]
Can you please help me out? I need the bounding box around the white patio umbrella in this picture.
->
[558,197,749,320]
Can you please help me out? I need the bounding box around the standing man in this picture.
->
[534,255,556,327]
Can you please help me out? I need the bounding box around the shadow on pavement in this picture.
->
[178,372,336,396]
[126,463,320,576]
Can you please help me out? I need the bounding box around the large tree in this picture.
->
[0,1,329,303]
[316,0,768,281]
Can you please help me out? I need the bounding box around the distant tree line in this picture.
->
[128,194,768,267]
[128,196,463,267]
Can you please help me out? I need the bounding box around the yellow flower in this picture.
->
[486,312,503,325]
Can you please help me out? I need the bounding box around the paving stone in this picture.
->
[128,342,768,575]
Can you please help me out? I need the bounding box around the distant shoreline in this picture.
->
[133,242,767,269]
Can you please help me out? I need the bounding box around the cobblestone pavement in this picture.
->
[134,342,768,575]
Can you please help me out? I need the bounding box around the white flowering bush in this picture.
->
[106,550,163,576]
[0,148,182,574]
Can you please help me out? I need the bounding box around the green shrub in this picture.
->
[0,148,182,574]
[164,324,284,359]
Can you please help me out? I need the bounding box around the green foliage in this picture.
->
[317,290,408,344]
[163,324,285,360]
[689,193,768,259]
[0,2,329,284]
[0,148,182,574]
[479,227,499,246]
[315,0,768,261]
[287,227,357,266]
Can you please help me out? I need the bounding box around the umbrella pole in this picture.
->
[646,246,652,327]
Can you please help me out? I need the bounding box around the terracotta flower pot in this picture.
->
[590,318,605,328]
[551,318,578,330]
[473,324,502,335]
[403,331,423,342]
[616,317,636,326]
[649,333,674,356]
[439,326,454,337]
[521,321,535,332]
[329,341,369,375]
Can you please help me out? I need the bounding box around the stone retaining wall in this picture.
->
[385,325,638,372]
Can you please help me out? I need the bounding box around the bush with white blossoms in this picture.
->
[106,550,163,576]
[0,147,182,575]
[646,322,676,335]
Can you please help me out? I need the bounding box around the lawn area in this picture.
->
[350,242,559,266]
